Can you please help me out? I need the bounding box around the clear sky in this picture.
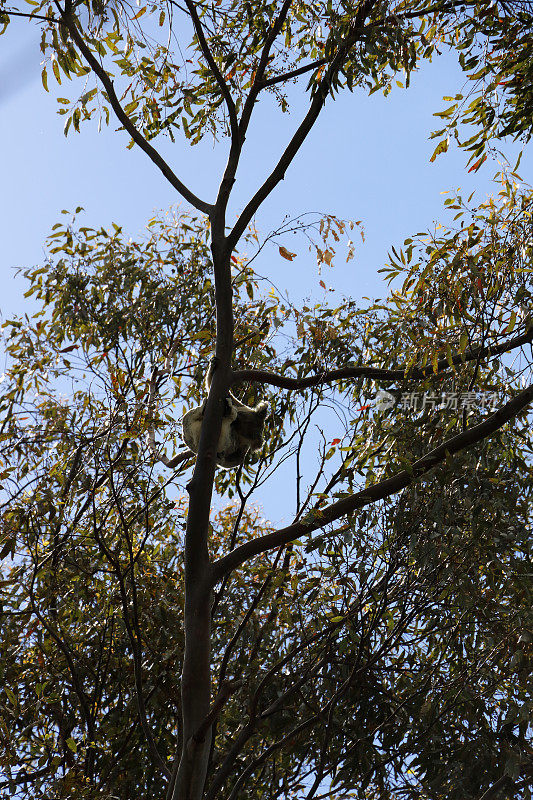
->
[2,19,532,325]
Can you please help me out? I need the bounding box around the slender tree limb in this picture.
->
[146,344,195,469]
[146,437,193,469]
[0,764,52,790]
[107,477,171,779]
[259,656,328,719]
[477,765,533,800]
[204,723,256,800]
[192,679,244,746]
[215,0,294,213]
[29,568,97,742]
[397,0,466,19]
[211,383,533,584]
[226,0,377,251]
[239,0,294,131]
[261,57,328,89]
[184,0,238,140]
[259,1,464,90]
[59,10,212,215]
[1,8,58,21]
[223,0,469,238]
[232,325,533,389]
[224,713,320,800]
[477,775,516,800]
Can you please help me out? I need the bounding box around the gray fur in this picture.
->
[182,396,268,469]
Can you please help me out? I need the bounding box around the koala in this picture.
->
[181,361,268,469]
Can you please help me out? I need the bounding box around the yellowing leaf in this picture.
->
[468,155,487,173]
[279,246,296,261]
[52,59,61,85]
[429,138,448,162]
[446,344,454,368]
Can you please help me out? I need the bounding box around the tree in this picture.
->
[0,0,532,798]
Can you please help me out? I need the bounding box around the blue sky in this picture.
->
[2,20,532,327]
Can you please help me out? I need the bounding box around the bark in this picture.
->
[172,224,234,798]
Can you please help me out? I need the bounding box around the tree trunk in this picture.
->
[172,232,233,799]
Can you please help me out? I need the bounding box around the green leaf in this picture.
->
[52,59,61,85]
[506,310,517,334]
[5,687,17,705]
[429,138,449,162]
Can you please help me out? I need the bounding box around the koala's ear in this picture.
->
[254,402,268,423]
[223,398,233,416]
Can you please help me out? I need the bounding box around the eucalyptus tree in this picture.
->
[1,0,533,798]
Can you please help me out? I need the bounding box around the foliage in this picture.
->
[2,179,533,797]
[1,0,533,798]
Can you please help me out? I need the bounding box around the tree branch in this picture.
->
[192,679,244,746]
[0,764,52,790]
[232,325,533,390]
[29,568,97,742]
[261,57,328,89]
[477,774,515,800]
[477,760,533,800]
[106,476,171,779]
[259,1,464,90]
[184,0,238,140]
[226,0,377,251]
[146,343,195,469]
[214,0,294,214]
[239,0,294,127]
[1,8,59,21]
[60,11,212,215]
[396,1,464,20]
[211,382,533,584]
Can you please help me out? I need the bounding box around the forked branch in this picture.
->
[227,0,378,250]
